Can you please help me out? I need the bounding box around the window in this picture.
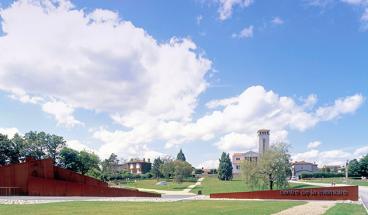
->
[236,165,240,170]
[236,157,240,161]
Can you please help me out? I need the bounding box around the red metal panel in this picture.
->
[210,186,359,201]
[1,158,160,197]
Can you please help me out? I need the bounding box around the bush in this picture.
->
[140,172,153,179]
[301,172,344,179]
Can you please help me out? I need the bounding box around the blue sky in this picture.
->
[0,0,367,168]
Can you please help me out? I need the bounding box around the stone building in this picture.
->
[291,161,318,178]
[121,158,152,174]
[232,129,270,174]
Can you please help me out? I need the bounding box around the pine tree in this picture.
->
[218,152,233,181]
[151,157,163,180]
[176,149,186,161]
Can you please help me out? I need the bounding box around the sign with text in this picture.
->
[210,186,358,201]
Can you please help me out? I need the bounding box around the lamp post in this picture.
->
[345,160,349,181]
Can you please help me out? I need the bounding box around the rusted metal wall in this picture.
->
[27,177,160,197]
[0,158,161,198]
[54,167,107,187]
[210,186,358,201]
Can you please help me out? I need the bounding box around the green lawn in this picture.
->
[191,176,320,195]
[0,201,306,215]
[119,179,195,191]
[324,203,367,215]
[302,177,368,186]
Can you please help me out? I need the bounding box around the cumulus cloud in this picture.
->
[354,145,368,157]
[292,149,350,166]
[0,0,211,127]
[42,101,83,127]
[232,25,254,38]
[218,0,253,20]
[271,17,284,25]
[307,141,321,149]
[67,139,93,152]
[316,94,363,121]
[197,159,219,169]
[0,127,20,138]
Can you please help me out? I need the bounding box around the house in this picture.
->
[291,161,318,178]
[121,158,152,174]
[232,129,270,174]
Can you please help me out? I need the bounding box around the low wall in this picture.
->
[210,186,358,201]
[28,177,160,197]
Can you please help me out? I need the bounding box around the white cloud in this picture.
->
[197,159,219,169]
[42,101,83,127]
[218,0,253,20]
[305,0,334,7]
[159,86,362,152]
[67,139,93,152]
[196,15,203,25]
[0,127,20,138]
[354,145,368,156]
[316,94,363,121]
[307,141,321,149]
[292,149,350,166]
[232,25,254,38]
[271,17,284,25]
[341,0,368,6]
[0,0,212,128]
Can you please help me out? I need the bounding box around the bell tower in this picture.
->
[258,129,270,156]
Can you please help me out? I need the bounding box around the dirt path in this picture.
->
[272,201,336,215]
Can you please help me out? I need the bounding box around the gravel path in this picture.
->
[272,201,336,215]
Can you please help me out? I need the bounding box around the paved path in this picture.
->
[292,180,368,213]
[137,177,204,196]
[272,201,336,215]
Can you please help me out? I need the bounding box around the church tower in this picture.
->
[258,129,270,156]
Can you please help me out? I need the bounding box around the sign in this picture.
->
[210,186,358,201]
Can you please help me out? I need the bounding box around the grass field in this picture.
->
[302,178,368,186]
[191,176,320,195]
[324,203,367,215]
[0,201,306,215]
[119,179,195,190]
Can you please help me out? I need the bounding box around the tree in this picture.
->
[151,157,163,180]
[173,160,192,183]
[348,159,360,176]
[59,147,80,172]
[23,131,65,162]
[241,143,291,190]
[160,158,175,179]
[176,149,186,161]
[10,133,26,163]
[44,134,66,163]
[359,154,368,177]
[0,134,12,165]
[218,152,233,181]
[79,150,100,175]
[100,153,121,181]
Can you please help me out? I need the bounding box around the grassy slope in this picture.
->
[191,177,320,195]
[0,201,306,215]
[302,178,368,186]
[119,179,195,191]
[324,203,367,215]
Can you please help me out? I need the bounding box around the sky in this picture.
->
[0,0,367,168]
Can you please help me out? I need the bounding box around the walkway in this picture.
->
[137,177,204,196]
[292,180,368,213]
[272,201,336,215]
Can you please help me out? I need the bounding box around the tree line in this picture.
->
[0,132,194,183]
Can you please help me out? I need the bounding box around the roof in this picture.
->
[292,161,317,166]
[233,151,259,157]
[257,129,270,132]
